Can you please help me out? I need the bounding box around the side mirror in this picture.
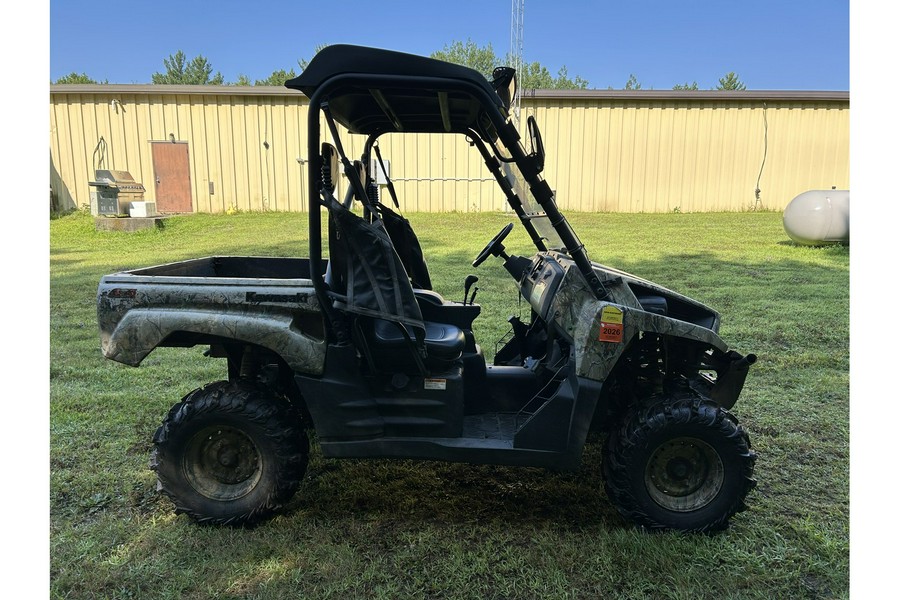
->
[527,115,545,173]
[491,67,517,113]
[321,143,339,193]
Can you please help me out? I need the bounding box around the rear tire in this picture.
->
[602,392,756,532]
[151,380,309,525]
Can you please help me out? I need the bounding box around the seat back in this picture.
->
[379,204,432,290]
[326,198,425,340]
[369,143,433,290]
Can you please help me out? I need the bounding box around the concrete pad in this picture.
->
[94,216,169,232]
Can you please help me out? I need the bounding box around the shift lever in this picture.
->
[463,275,479,305]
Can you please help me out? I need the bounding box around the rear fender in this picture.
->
[100,308,326,375]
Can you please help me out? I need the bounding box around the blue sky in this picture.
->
[50,0,849,90]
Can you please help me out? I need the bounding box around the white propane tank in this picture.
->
[782,189,849,245]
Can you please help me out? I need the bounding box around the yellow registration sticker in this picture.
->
[598,306,624,343]
[600,306,623,324]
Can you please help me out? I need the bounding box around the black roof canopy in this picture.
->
[286,44,506,136]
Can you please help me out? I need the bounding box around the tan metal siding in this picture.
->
[523,97,849,213]
[50,87,849,214]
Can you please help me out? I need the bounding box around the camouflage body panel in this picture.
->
[543,253,728,382]
[588,260,722,333]
[97,264,326,375]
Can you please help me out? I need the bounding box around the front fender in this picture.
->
[571,302,729,382]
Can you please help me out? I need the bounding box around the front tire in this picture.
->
[151,380,309,525]
[602,393,756,532]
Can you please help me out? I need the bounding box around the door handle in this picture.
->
[156,176,160,185]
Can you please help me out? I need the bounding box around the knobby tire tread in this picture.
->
[602,390,756,532]
[150,380,309,526]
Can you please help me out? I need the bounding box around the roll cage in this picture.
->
[286,44,610,343]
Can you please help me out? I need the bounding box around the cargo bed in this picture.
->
[125,256,319,280]
[97,256,325,373]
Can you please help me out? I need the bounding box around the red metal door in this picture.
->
[151,142,193,213]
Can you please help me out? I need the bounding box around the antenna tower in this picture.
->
[510,0,524,125]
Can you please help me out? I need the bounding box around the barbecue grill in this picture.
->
[89,169,146,216]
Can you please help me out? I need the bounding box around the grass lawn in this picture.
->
[50,209,849,599]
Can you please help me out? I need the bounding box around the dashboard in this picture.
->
[519,254,567,321]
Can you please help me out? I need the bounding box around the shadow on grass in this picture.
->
[279,441,623,533]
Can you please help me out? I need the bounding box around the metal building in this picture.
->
[50,85,848,214]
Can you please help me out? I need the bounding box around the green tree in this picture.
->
[255,68,297,86]
[518,63,589,90]
[551,65,589,90]
[716,72,746,91]
[152,51,225,85]
[54,72,106,84]
[624,74,642,90]
[431,39,499,80]
[673,81,699,90]
[431,39,589,89]
[232,74,252,86]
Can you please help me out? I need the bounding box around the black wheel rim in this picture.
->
[183,425,262,501]
[644,437,724,512]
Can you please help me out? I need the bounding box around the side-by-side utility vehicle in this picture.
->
[97,45,757,531]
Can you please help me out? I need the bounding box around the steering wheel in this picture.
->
[472,223,514,267]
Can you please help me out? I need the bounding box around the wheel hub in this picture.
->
[645,437,724,512]
[184,426,262,501]
[218,447,238,468]
[666,457,692,480]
